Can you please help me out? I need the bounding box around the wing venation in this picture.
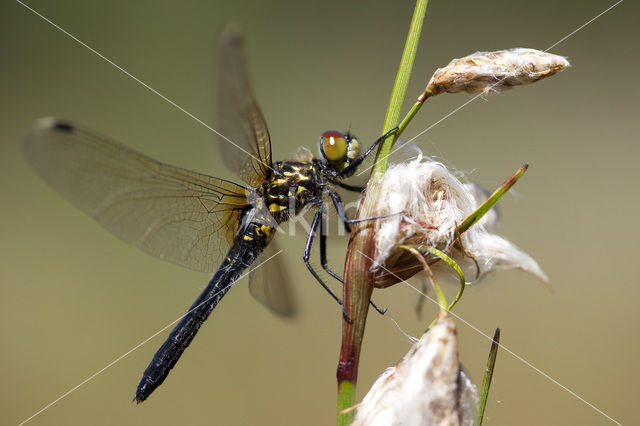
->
[25,118,250,272]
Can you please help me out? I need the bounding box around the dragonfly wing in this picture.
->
[248,240,297,317]
[216,25,272,187]
[24,118,250,272]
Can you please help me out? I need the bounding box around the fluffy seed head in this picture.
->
[371,153,547,286]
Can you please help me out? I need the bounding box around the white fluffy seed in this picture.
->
[372,153,548,284]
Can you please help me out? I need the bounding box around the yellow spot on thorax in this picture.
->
[260,225,272,237]
[269,203,287,213]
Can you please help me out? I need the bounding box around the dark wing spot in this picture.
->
[53,121,74,132]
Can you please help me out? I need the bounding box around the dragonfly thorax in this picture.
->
[257,160,325,223]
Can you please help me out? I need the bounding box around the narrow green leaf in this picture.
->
[418,245,466,312]
[477,328,501,426]
[400,245,448,310]
[372,0,429,177]
[457,163,529,235]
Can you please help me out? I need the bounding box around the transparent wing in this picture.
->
[24,118,250,272]
[248,240,297,317]
[216,25,272,187]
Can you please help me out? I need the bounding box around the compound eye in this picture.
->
[320,130,347,163]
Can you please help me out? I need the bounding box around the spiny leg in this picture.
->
[331,181,366,233]
[303,206,351,321]
[329,191,399,225]
[318,210,343,283]
[329,191,352,233]
[333,180,366,193]
[318,215,387,315]
[324,192,387,315]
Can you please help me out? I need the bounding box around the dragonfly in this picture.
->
[24,27,395,403]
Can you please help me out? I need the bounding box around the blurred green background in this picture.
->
[1,1,638,425]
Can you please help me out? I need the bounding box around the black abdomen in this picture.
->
[134,220,270,402]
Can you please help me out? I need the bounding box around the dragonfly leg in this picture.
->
[369,300,387,315]
[329,191,401,225]
[333,180,366,193]
[303,206,352,322]
[320,197,387,316]
[336,126,399,177]
[318,211,344,283]
[328,191,352,233]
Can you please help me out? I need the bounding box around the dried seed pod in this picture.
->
[422,48,569,98]
[353,312,478,426]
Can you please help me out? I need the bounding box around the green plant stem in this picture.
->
[337,381,356,421]
[373,85,430,177]
[397,100,424,136]
[337,2,428,425]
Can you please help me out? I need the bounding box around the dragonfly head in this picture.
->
[318,130,360,176]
